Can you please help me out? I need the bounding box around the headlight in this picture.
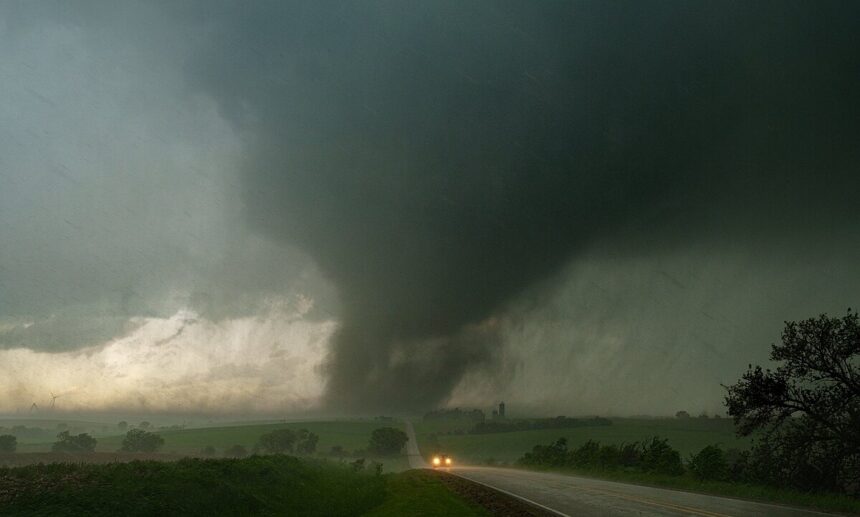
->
[432,456,441,465]
[445,457,452,465]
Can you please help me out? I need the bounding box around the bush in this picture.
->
[724,448,749,482]
[518,438,569,467]
[295,429,319,454]
[368,427,408,455]
[689,445,728,481]
[618,442,641,468]
[258,429,297,454]
[0,434,16,453]
[639,437,683,475]
[225,444,248,458]
[571,440,601,467]
[52,431,97,453]
[201,445,216,456]
[121,429,165,453]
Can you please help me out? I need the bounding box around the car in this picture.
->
[431,454,453,467]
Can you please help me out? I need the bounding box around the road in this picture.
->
[404,421,833,517]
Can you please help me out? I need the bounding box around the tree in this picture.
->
[639,437,683,475]
[725,311,860,493]
[120,429,164,453]
[139,421,151,430]
[295,429,319,454]
[0,434,16,453]
[201,445,216,456]
[257,429,297,454]
[118,421,128,431]
[52,431,97,452]
[688,445,728,481]
[368,427,408,455]
[225,444,248,458]
[675,410,690,419]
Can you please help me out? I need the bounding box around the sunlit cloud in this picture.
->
[0,297,334,414]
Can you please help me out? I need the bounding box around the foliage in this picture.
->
[0,455,387,516]
[0,434,16,453]
[368,427,408,456]
[117,421,128,431]
[120,429,165,453]
[471,416,611,434]
[518,435,685,476]
[257,429,297,454]
[200,445,216,456]
[296,429,320,454]
[688,445,728,481]
[724,311,860,494]
[51,431,97,453]
[675,411,691,419]
[640,437,684,475]
[224,444,248,458]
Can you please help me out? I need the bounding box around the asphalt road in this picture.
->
[404,421,834,517]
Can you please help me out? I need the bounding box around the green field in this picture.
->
[9,420,411,472]
[414,417,749,465]
[0,456,486,517]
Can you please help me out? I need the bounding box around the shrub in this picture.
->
[618,442,641,468]
[0,434,16,453]
[724,448,749,482]
[367,427,408,455]
[201,445,216,456]
[571,440,601,467]
[640,437,683,475]
[295,429,319,454]
[225,444,249,458]
[52,431,97,453]
[518,437,569,467]
[258,429,297,454]
[120,429,164,453]
[689,445,728,481]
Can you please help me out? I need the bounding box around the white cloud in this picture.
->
[0,297,334,413]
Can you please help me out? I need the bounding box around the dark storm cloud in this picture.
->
[182,1,860,411]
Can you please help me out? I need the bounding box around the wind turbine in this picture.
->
[50,392,60,410]
[29,402,39,412]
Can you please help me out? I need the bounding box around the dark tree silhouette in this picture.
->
[52,431,97,453]
[0,434,16,453]
[725,310,860,493]
[367,427,408,455]
[257,429,297,454]
[120,429,164,453]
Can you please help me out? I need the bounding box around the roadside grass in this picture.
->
[415,417,748,464]
[364,469,490,517]
[0,456,487,517]
[0,455,387,516]
[515,465,860,515]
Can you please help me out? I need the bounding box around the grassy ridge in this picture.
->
[0,456,486,517]
[416,417,748,464]
[0,456,387,516]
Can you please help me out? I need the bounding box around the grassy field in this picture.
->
[364,470,489,517]
[414,417,749,464]
[9,420,411,472]
[0,456,486,517]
